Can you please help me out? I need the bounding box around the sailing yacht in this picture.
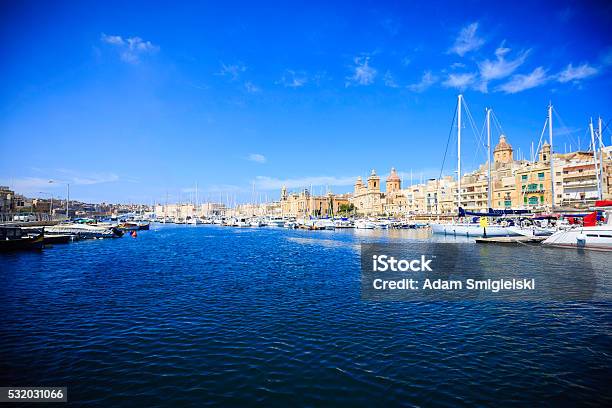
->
[431,96,520,237]
[543,202,612,250]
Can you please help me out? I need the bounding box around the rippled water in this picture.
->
[1,225,611,406]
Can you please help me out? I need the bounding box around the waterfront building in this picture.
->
[557,148,612,208]
[0,186,15,213]
[351,168,408,216]
[280,187,350,218]
[351,170,384,215]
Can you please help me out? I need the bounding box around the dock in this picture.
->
[475,236,547,245]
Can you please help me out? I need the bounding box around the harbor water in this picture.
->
[1,225,611,406]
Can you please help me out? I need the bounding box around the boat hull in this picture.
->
[431,223,520,237]
[0,234,44,251]
[542,227,612,251]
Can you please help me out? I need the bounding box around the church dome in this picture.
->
[387,167,400,182]
[494,134,512,152]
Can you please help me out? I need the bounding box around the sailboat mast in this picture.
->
[590,118,601,199]
[457,94,462,212]
[486,107,492,210]
[598,117,605,200]
[548,103,555,210]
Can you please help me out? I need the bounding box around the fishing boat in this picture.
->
[135,221,150,230]
[543,202,612,250]
[118,222,139,231]
[0,226,44,251]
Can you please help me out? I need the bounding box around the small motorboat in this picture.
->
[354,219,376,229]
[0,226,44,251]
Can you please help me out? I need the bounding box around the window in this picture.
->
[528,197,538,205]
[538,172,545,180]
[521,175,528,181]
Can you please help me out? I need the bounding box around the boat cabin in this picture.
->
[0,226,24,240]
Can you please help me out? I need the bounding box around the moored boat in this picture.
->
[0,226,44,251]
[46,223,123,239]
[354,219,376,229]
[543,203,612,250]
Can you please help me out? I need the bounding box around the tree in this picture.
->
[338,203,355,215]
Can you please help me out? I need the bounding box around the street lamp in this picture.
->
[49,180,70,219]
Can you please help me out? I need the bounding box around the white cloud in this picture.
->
[247,153,266,163]
[101,33,158,63]
[477,47,530,91]
[216,63,247,80]
[498,67,548,94]
[449,22,485,56]
[254,175,358,190]
[442,73,476,90]
[383,71,399,88]
[244,81,261,93]
[557,63,598,83]
[408,71,438,92]
[346,56,377,86]
[100,34,124,46]
[278,70,308,88]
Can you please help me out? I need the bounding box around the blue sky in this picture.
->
[1,0,611,204]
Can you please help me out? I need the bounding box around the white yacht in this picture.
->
[267,216,286,227]
[334,219,353,228]
[431,222,517,237]
[314,219,336,230]
[249,219,265,227]
[354,219,376,229]
[46,223,122,239]
[543,205,612,250]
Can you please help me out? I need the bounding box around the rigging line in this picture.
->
[438,98,458,183]
[461,98,487,172]
[534,115,548,163]
[491,110,505,136]
[462,98,486,151]
[601,118,612,145]
[552,106,581,151]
